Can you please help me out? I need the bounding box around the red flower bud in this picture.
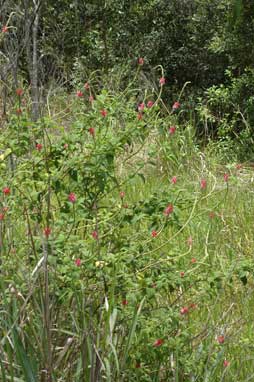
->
[164,204,173,216]
[44,227,51,237]
[75,258,81,267]
[16,88,23,96]
[68,192,77,203]
[172,101,180,110]
[138,57,144,65]
[100,109,107,117]
[3,187,10,195]
[153,338,163,347]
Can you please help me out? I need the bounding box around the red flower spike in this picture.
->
[217,335,225,344]
[89,127,95,136]
[180,271,185,278]
[16,88,23,96]
[169,126,176,135]
[44,227,51,237]
[137,112,143,120]
[153,339,164,347]
[119,191,125,199]
[92,230,98,240]
[200,179,207,189]
[100,109,107,117]
[172,101,180,110]
[68,192,76,203]
[75,258,81,267]
[3,187,10,195]
[84,82,90,90]
[164,204,173,216]
[138,57,144,65]
[122,299,128,306]
[76,90,83,97]
[191,257,196,264]
[159,77,166,85]
[151,230,158,238]
[171,176,177,184]
[180,306,189,315]
[224,173,229,182]
[36,143,42,151]
[147,100,154,108]
[138,103,145,112]
[223,359,230,368]
[0,214,5,221]
[2,25,8,33]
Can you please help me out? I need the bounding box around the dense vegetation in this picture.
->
[0,1,254,381]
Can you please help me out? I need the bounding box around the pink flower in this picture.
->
[2,25,8,33]
[138,103,145,112]
[122,299,128,306]
[172,101,180,110]
[164,204,173,216]
[180,306,189,315]
[138,57,144,65]
[89,127,95,136]
[200,179,207,189]
[169,126,176,135]
[100,109,107,117]
[68,192,77,203]
[137,112,143,120]
[89,95,94,103]
[75,258,81,267]
[44,227,51,237]
[147,100,154,108]
[171,176,177,184]
[3,187,10,195]
[151,230,158,238]
[64,143,68,149]
[217,335,225,344]
[224,173,229,182]
[153,339,164,347]
[180,271,185,278]
[16,88,23,96]
[84,82,90,90]
[119,191,125,199]
[191,257,196,264]
[76,90,83,97]
[92,230,98,240]
[36,143,42,151]
[159,77,166,85]
[223,359,230,368]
